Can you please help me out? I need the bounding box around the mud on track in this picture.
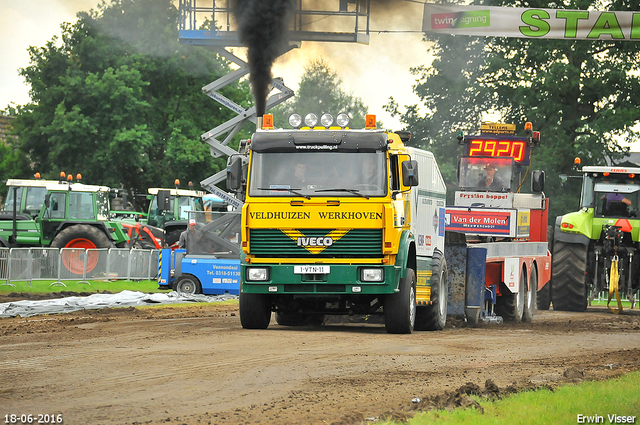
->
[1,300,639,425]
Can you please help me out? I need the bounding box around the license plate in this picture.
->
[294,265,330,274]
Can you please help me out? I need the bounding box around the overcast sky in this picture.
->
[0,0,432,130]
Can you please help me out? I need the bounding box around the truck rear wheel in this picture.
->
[551,240,588,311]
[523,266,537,323]
[174,275,202,295]
[384,267,416,334]
[239,292,271,329]
[495,269,526,322]
[51,224,114,274]
[415,254,447,331]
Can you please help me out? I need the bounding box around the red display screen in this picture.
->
[465,138,530,164]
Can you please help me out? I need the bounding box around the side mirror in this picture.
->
[402,160,419,187]
[158,190,171,211]
[531,170,545,193]
[227,158,243,191]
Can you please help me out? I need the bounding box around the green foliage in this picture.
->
[390,0,640,219]
[0,115,31,202]
[10,0,252,198]
[272,58,369,128]
[0,279,169,294]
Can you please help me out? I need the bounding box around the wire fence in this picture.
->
[0,247,159,287]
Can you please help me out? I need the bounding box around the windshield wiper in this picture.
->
[315,188,369,199]
[257,187,310,200]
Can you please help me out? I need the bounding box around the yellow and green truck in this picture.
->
[227,113,447,333]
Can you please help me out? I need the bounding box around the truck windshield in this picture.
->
[457,157,513,192]
[248,152,387,198]
[177,196,204,220]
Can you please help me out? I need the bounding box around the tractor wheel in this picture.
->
[239,291,271,329]
[174,275,202,295]
[523,266,537,323]
[51,225,114,275]
[495,269,526,322]
[551,240,588,311]
[415,254,448,331]
[384,267,416,334]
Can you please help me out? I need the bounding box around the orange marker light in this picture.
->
[630,174,635,179]
[34,172,41,179]
[76,174,82,181]
[524,122,533,131]
[67,174,73,182]
[365,114,376,130]
[174,179,180,187]
[60,171,66,179]
[603,172,610,176]
[262,114,274,130]
[574,157,581,165]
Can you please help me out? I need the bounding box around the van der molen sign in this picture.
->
[423,4,640,40]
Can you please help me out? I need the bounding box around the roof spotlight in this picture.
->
[336,113,350,128]
[289,113,302,129]
[304,113,318,127]
[320,113,334,127]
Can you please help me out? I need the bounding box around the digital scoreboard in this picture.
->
[464,136,531,165]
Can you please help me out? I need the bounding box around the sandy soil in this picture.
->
[1,294,640,425]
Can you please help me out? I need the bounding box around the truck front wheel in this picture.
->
[239,291,271,329]
[495,269,526,322]
[551,240,588,311]
[384,267,416,334]
[415,254,447,331]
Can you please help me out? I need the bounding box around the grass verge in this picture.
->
[0,279,168,295]
[386,371,640,425]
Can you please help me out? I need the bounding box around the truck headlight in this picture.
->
[361,268,384,282]
[247,267,270,281]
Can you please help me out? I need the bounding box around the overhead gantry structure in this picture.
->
[177,0,372,201]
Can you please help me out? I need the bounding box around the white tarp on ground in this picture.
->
[0,290,238,318]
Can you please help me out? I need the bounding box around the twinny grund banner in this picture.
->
[423,3,640,41]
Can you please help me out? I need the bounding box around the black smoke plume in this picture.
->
[231,0,295,117]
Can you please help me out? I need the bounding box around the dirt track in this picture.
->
[1,298,640,425]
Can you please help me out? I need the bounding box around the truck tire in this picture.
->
[523,266,537,323]
[384,267,416,334]
[551,240,588,311]
[174,275,202,295]
[537,225,554,310]
[239,292,271,329]
[415,254,447,331]
[495,268,526,322]
[51,224,114,274]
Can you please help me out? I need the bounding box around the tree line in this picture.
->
[2,0,639,220]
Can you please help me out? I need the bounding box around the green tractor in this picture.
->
[0,177,130,256]
[552,165,640,311]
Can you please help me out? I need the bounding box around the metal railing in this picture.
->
[0,247,159,287]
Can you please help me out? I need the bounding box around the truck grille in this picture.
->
[249,229,382,258]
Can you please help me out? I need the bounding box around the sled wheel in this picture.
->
[495,268,526,322]
[384,267,416,334]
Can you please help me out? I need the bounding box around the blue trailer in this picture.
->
[157,210,241,295]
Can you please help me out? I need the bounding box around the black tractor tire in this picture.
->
[384,268,416,334]
[523,266,537,323]
[174,275,202,295]
[239,291,271,329]
[51,224,114,274]
[415,254,448,331]
[495,269,526,322]
[551,240,588,311]
[275,311,325,326]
